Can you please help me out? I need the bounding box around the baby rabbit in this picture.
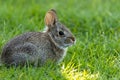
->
[1,9,75,67]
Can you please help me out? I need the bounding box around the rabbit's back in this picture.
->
[2,32,44,56]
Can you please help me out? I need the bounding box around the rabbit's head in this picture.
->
[44,9,75,49]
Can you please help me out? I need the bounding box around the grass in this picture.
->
[0,0,120,80]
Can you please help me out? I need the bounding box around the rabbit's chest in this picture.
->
[36,47,67,63]
[54,48,67,63]
[34,40,67,63]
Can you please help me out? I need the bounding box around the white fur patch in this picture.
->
[42,26,48,33]
[58,48,68,63]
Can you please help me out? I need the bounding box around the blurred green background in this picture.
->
[0,0,120,80]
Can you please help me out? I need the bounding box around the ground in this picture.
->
[0,0,120,80]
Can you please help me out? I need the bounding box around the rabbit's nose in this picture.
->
[71,37,75,42]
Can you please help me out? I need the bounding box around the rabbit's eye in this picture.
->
[59,31,64,35]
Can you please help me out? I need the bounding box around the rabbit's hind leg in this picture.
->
[7,43,39,67]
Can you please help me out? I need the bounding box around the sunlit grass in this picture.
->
[61,63,99,80]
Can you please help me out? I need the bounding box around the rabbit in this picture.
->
[1,9,76,67]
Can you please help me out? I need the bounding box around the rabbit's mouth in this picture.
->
[63,43,73,47]
[66,37,75,44]
[64,37,76,47]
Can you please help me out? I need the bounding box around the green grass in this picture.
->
[0,0,120,80]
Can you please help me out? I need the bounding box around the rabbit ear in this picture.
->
[44,9,58,27]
